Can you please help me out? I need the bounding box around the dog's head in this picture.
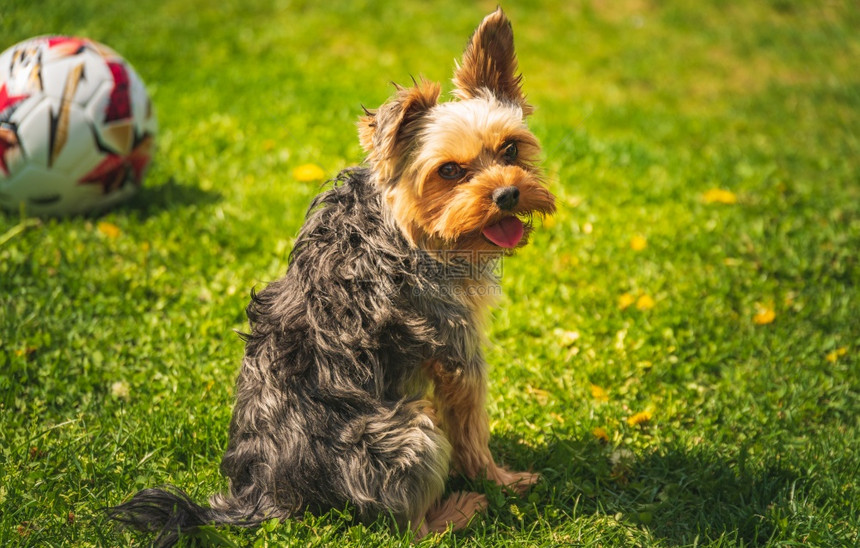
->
[358,9,556,255]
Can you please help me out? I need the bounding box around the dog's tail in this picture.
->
[107,486,265,547]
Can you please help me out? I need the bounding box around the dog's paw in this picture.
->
[406,399,440,429]
[488,466,540,495]
[418,491,488,537]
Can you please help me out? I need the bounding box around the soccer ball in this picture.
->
[0,36,156,216]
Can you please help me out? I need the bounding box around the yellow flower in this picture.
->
[753,306,776,325]
[292,163,326,182]
[618,293,636,310]
[97,221,121,239]
[630,235,647,251]
[627,411,652,427]
[703,188,738,204]
[636,294,655,310]
[542,216,557,229]
[592,427,609,441]
[15,346,37,358]
[590,384,609,402]
[825,347,848,363]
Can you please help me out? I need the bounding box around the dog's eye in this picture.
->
[438,162,465,180]
[502,141,518,163]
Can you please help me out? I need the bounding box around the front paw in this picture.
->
[488,466,540,495]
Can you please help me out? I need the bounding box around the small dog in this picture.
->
[110,8,555,545]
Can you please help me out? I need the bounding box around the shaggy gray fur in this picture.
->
[109,167,492,545]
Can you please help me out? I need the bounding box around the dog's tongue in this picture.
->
[482,217,524,248]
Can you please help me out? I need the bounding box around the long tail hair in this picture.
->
[107,486,265,547]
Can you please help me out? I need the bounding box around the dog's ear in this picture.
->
[453,8,531,115]
[358,79,440,181]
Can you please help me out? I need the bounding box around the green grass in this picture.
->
[2,1,859,546]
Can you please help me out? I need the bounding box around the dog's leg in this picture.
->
[426,360,539,494]
[334,399,458,531]
[415,491,488,537]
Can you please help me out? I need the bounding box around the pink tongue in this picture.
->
[482,217,524,248]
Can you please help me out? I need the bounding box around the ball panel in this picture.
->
[50,104,105,180]
[39,49,114,107]
[13,96,53,168]
[87,80,134,154]
[0,164,67,212]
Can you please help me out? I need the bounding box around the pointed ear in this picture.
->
[358,79,440,181]
[453,8,531,114]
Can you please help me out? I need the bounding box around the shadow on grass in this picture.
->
[118,176,223,218]
[488,433,797,545]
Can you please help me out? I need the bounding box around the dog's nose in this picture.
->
[492,186,520,211]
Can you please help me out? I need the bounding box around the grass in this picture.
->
[2,0,858,546]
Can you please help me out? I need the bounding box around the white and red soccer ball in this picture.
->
[0,36,156,215]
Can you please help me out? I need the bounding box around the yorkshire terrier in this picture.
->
[109,8,555,545]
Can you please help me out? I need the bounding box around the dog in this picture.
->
[109,8,555,545]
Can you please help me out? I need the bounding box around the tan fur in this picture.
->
[375,7,550,531]
[358,79,441,183]
[378,95,555,252]
[421,360,538,497]
[358,10,554,255]
[453,8,533,115]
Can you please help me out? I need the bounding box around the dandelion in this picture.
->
[618,293,636,310]
[636,294,655,311]
[630,235,647,251]
[15,346,36,358]
[292,163,326,182]
[753,306,776,325]
[592,427,609,442]
[590,384,609,402]
[825,347,848,363]
[627,410,652,427]
[97,221,121,239]
[703,188,737,204]
[111,380,130,400]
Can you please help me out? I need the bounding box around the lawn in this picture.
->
[1,1,858,546]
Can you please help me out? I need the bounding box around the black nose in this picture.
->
[492,186,520,211]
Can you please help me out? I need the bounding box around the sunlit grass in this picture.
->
[2,1,858,546]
